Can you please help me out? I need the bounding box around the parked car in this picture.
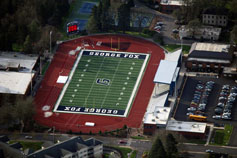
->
[187,107,196,111]
[156,22,164,26]
[118,140,127,144]
[215,107,223,115]
[25,136,32,139]
[212,115,221,119]
[186,112,194,116]
[205,149,213,153]
[172,29,179,34]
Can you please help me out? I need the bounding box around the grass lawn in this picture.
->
[131,136,146,140]
[12,43,23,52]
[9,140,43,151]
[163,44,191,54]
[211,124,233,146]
[114,146,132,158]
[185,139,206,144]
[121,31,152,38]
[42,61,50,76]
[131,150,137,158]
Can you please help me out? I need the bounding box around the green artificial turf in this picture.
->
[55,51,148,116]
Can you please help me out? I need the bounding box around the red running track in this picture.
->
[34,34,165,133]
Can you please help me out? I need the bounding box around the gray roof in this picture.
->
[28,137,102,158]
[0,135,9,143]
[9,142,22,150]
[188,50,232,61]
[203,7,228,15]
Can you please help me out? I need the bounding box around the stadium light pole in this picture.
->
[50,31,53,54]
[179,28,184,63]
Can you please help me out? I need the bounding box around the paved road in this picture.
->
[4,133,237,158]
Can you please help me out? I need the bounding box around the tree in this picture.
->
[23,35,32,54]
[166,134,178,158]
[118,4,130,33]
[127,0,134,8]
[149,136,167,158]
[187,18,201,38]
[87,15,100,34]
[13,97,36,133]
[230,25,237,45]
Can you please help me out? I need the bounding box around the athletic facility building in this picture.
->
[34,34,165,133]
[143,49,182,135]
[0,52,38,95]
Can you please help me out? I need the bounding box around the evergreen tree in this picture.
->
[149,136,167,158]
[230,25,237,45]
[118,4,130,33]
[166,134,178,158]
[127,0,135,8]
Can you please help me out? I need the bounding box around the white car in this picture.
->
[156,22,164,26]
[212,115,221,119]
[154,25,161,30]
[205,149,213,153]
[187,107,196,111]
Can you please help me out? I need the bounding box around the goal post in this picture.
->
[111,37,120,51]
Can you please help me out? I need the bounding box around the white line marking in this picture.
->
[101,58,122,108]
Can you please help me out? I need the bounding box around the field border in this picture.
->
[53,49,150,117]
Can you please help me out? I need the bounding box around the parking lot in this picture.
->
[174,76,237,125]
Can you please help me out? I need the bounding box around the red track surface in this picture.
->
[34,34,165,133]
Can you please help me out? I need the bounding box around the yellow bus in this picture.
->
[189,115,207,122]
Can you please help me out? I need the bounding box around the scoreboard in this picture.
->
[67,21,80,35]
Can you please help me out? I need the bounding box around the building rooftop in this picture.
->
[190,42,230,53]
[0,52,38,72]
[28,137,102,158]
[160,0,184,6]
[143,84,170,125]
[0,71,35,94]
[188,42,232,63]
[154,60,178,84]
[165,49,182,62]
[203,7,228,15]
[166,120,207,133]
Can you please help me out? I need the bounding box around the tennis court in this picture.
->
[54,50,149,117]
[79,2,97,14]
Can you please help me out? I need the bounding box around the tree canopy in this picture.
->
[0,0,69,53]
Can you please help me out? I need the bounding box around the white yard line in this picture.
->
[84,57,106,107]
[124,54,150,117]
[100,58,122,108]
[53,50,83,112]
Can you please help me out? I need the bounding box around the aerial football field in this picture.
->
[54,50,149,117]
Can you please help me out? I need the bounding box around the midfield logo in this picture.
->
[96,78,110,86]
